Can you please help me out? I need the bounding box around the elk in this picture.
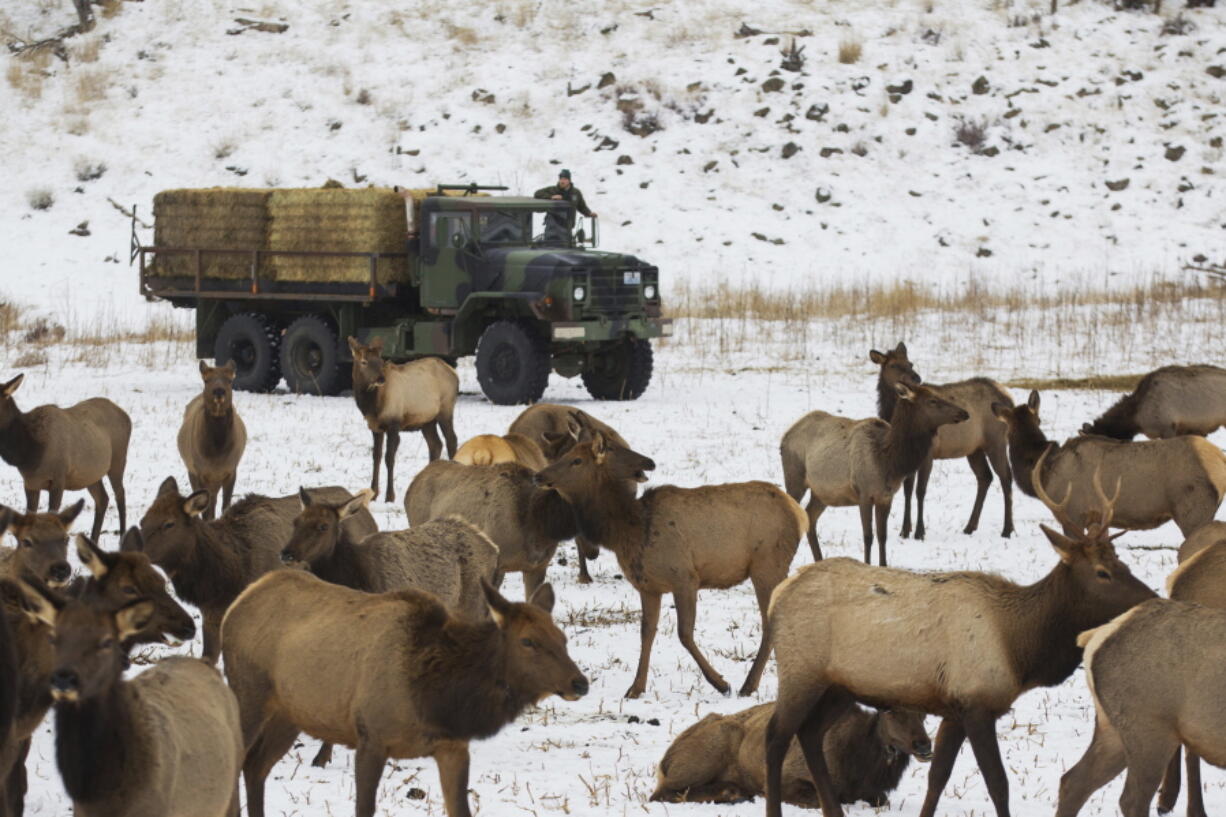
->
[652,699,931,807]
[534,434,806,698]
[178,360,246,520]
[348,337,459,501]
[0,600,15,814]
[134,477,377,662]
[18,580,242,817]
[1081,363,1226,440]
[869,342,1015,539]
[454,433,548,470]
[994,390,1226,535]
[0,501,84,588]
[1056,598,1226,817]
[406,460,577,598]
[0,374,130,541]
[222,569,587,817]
[764,468,1155,817]
[1178,520,1226,563]
[780,382,969,566]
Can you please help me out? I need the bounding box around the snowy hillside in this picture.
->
[2,0,1225,328]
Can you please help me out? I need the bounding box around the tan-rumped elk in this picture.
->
[994,390,1226,535]
[18,580,242,817]
[406,461,577,598]
[869,342,1015,539]
[0,374,130,541]
[134,477,377,662]
[534,434,806,698]
[764,470,1155,817]
[0,501,83,588]
[453,433,548,470]
[1081,364,1226,439]
[652,698,931,808]
[222,570,587,817]
[1057,598,1226,817]
[178,360,246,520]
[781,382,969,566]
[348,337,459,501]
[1178,520,1226,563]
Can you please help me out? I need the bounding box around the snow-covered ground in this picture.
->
[2,314,1223,816]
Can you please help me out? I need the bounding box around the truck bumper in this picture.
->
[551,317,673,342]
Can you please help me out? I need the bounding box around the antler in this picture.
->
[1032,445,1075,530]
[1087,465,1122,537]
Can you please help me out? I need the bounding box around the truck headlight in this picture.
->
[644,284,657,300]
[573,285,586,302]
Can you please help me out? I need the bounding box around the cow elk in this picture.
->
[781,382,969,566]
[1081,363,1226,440]
[0,374,130,541]
[18,580,242,817]
[1178,520,1226,564]
[0,501,83,588]
[994,390,1226,536]
[764,469,1155,817]
[454,433,548,470]
[222,570,587,817]
[348,337,459,501]
[534,434,806,697]
[135,477,376,662]
[870,342,1015,539]
[178,360,246,520]
[652,699,931,808]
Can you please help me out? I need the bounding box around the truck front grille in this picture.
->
[587,269,643,316]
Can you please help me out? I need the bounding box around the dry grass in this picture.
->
[1004,374,1144,391]
[72,37,102,63]
[99,0,124,19]
[72,69,109,103]
[6,59,47,100]
[442,20,479,46]
[838,38,863,64]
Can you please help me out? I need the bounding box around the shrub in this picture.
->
[838,39,862,64]
[74,158,107,182]
[26,188,54,211]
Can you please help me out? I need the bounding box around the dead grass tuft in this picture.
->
[1004,374,1144,391]
[12,350,48,369]
[72,69,108,103]
[72,37,102,63]
[443,20,479,46]
[838,38,863,64]
[99,0,124,19]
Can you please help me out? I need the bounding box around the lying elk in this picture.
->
[222,570,587,817]
[764,468,1155,817]
[994,390,1226,535]
[0,373,130,541]
[781,382,968,565]
[535,433,806,697]
[454,433,547,470]
[18,580,242,817]
[348,337,459,501]
[1081,363,1226,440]
[135,477,377,662]
[652,699,931,808]
[1178,520,1226,563]
[177,360,246,520]
[0,501,84,588]
[1057,598,1226,817]
[870,342,1015,539]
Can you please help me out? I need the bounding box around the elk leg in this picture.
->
[1158,747,1181,815]
[1185,750,1205,817]
[626,590,661,698]
[354,740,389,817]
[522,565,547,601]
[85,480,109,542]
[310,741,333,768]
[1119,738,1179,817]
[918,718,967,817]
[2,738,30,817]
[438,410,458,459]
[221,470,236,514]
[963,710,1010,817]
[370,430,384,496]
[575,539,594,585]
[242,716,299,817]
[795,689,855,817]
[46,485,63,512]
[964,451,993,535]
[859,502,874,564]
[739,570,784,696]
[766,684,827,817]
[914,455,934,540]
[383,425,400,502]
[874,501,892,566]
[491,568,506,589]
[1055,716,1127,817]
[22,488,38,513]
[805,497,826,562]
[985,443,1014,537]
[421,421,443,462]
[108,471,126,535]
[673,583,730,695]
[187,472,215,521]
[434,742,473,817]
[900,473,915,538]
[201,612,222,665]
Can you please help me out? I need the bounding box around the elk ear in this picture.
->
[591,432,607,463]
[894,383,916,401]
[991,402,1012,423]
[119,527,143,553]
[541,430,567,448]
[894,341,907,356]
[1,374,24,398]
[338,490,374,519]
[198,359,210,377]
[57,499,85,528]
[369,336,384,353]
[481,579,513,627]
[75,534,110,579]
[1027,390,1040,412]
[347,336,361,354]
[157,476,180,498]
[565,411,584,438]
[869,349,886,365]
[1040,524,1080,564]
[298,486,313,509]
[16,578,62,629]
[528,582,556,614]
[182,491,210,517]
[0,506,11,538]
[221,360,236,378]
[114,600,155,643]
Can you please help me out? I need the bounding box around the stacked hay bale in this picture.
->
[265,188,409,284]
[151,188,270,279]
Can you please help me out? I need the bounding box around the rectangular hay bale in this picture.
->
[151,188,271,280]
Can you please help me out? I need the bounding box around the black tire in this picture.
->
[280,315,345,396]
[582,338,653,400]
[475,320,551,405]
[214,313,280,393]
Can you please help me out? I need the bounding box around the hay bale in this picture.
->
[265,188,409,284]
[151,188,270,279]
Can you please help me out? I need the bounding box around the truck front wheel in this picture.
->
[281,315,346,396]
[475,320,550,405]
[582,338,653,400]
[214,312,281,393]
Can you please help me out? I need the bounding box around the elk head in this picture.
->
[137,477,210,574]
[878,708,933,762]
[869,342,922,389]
[198,359,237,418]
[483,580,588,703]
[282,488,373,567]
[76,533,195,646]
[0,500,83,588]
[347,336,387,388]
[534,433,656,500]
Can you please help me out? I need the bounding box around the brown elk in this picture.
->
[134,477,377,662]
[0,374,130,541]
[406,460,577,598]
[453,433,547,470]
[348,337,459,501]
[652,699,931,807]
[1177,520,1226,563]
[869,343,1015,539]
[994,390,1226,535]
[534,434,806,698]
[0,599,16,816]
[1081,364,1226,439]
[178,360,246,520]
[764,468,1155,817]
[1057,598,1226,817]
[222,569,587,817]
[18,580,242,817]
[780,382,969,565]
[0,501,83,588]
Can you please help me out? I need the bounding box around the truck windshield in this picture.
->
[474,205,575,247]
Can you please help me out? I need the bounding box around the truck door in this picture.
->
[421,211,475,309]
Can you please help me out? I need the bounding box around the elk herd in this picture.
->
[0,344,1223,817]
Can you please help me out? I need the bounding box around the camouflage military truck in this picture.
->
[134,184,670,404]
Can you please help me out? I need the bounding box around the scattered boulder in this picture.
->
[617,155,634,165]
[972,76,990,95]
[782,142,801,159]
[1165,145,1186,161]
[1105,178,1131,192]
[598,72,616,89]
[762,77,785,93]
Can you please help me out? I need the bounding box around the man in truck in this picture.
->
[534,169,598,221]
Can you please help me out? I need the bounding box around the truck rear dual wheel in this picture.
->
[475,320,551,405]
[582,338,653,401]
[280,315,347,396]
[214,313,281,393]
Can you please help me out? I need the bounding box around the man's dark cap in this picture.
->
[559,169,572,180]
